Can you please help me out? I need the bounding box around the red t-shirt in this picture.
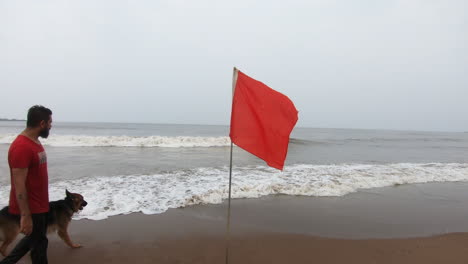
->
[8,135,49,215]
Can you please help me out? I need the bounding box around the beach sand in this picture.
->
[5,182,468,263]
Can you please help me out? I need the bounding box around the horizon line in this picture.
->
[1,119,465,134]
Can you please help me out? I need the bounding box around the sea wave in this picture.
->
[0,134,231,148]
[1,163,467,220]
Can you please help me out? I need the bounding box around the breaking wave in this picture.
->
[1,163,467,220]
[0,134,231,148]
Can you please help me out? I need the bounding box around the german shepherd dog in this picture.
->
[0,190,87,256]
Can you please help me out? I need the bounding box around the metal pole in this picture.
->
[225,141,234,264]
[225,67,238,264]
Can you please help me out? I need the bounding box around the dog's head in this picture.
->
[65,189,88,212]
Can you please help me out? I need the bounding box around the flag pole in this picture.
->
[225,141,233,264]
[225,67,238,264]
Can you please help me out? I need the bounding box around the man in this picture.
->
[0,105,52,264]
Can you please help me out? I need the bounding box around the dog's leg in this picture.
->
[0,229,18,256]
[57,223,81,249]
[0,242,7,257]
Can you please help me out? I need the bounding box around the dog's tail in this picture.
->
[0,207,7,241]
[0,207,15,241]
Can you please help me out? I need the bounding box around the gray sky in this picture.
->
[1,0,467,132]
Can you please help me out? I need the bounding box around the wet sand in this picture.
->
[5,182,468,263]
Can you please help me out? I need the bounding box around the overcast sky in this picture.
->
[1,0,467,132]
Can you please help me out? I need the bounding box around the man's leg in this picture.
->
[29,213,48,264]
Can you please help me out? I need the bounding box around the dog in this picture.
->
[0,190,87,256]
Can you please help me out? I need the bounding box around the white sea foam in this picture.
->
[0,134,231,147]
[1,163,467,220]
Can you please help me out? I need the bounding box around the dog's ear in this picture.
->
[66,189,72,198]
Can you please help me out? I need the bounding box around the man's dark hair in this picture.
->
[27,105,52,127]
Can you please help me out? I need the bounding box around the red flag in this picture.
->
[229,69,299,170]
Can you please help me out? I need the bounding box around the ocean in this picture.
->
[0,121,467,220]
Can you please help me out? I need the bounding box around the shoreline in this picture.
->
[71,181,468,239]
[4,182,468,263]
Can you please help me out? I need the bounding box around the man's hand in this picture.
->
[20,214,33,236]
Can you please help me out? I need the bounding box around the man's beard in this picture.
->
[39,128,50,138]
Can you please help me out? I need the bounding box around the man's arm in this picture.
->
[12,168,33,235]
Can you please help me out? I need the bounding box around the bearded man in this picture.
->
[1,105,52,264]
